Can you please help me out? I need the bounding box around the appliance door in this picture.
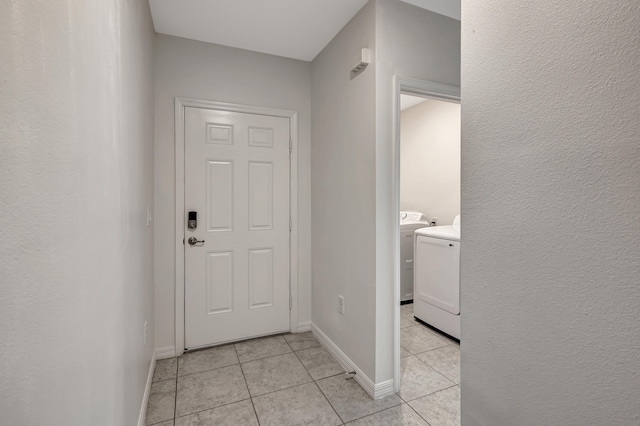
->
[415,236,460,315]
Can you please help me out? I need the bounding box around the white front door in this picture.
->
[184,106,291,349]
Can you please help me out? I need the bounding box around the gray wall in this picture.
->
[0,1,155,424]
[311,0,378,380]
[461,1,640,424]
[154,35,312,351]
[400,99,461,226]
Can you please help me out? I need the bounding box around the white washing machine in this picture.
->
[400,211,429,302]
[414,215,460,339]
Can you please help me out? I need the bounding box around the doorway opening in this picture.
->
[392,78,461,392]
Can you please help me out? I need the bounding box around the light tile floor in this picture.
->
[146,303,460,425]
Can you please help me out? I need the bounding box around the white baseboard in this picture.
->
[297,321,311,332]
[137,351,156,426]
[155,346,176,360]
[311,323,396,400]
[374,379,396,399]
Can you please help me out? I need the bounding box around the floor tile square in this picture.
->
[235,335,292,363]
[174,399,257,426]
[296,346,344,380]
[145,379,176,425]
[408,386,460,426]
[242,352,312,396]
[178,344,238,377]
[175,365,249,417]
[153,358,177,382]
[400,347,411,358]
[401,324,450,355]
[345,403,428,425]
[316,374,402,423]
[253,382,341,426]
[415,345,460,384]
[283,331,321,351]
[398,356,454,401]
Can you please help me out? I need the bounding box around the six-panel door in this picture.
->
[184,106,290,349]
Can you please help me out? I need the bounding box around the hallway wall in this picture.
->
[461,1,640,423]
[153,35,312,352]
[311,0,378,382]
[0,1,156,425]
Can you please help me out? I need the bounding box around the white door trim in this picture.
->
[175,97,299,356]
[392,77,460,392]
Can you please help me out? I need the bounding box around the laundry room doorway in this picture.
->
[392,78,461,391]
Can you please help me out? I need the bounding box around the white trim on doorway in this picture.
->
[392,77,460,392]
[174,98,299,356]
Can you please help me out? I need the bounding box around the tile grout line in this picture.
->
[404,341,452,358]
[172,357,178,424]
[172,397,254,423]
[239,339,316,399]
[405,400,434,426]
[404,384,459,426]
[239,348,294,365]
[249,378,317,399]
[312,373,346,425]
[408,356,457,388]
[403,383,459,404]
[286,334,346,425]
[411,349,460,384]
[345,400,405,425]
[176,360,241,380]
[234,343,262,426]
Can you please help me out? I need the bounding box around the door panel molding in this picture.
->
[175,98,299,356]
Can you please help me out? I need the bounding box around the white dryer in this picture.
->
[413,215,460,339]
[400,211,429,302]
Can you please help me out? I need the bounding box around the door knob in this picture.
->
[187,237,205,246]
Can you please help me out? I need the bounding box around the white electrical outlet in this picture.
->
[431,217,438,226]
[338,295,345,315]
[144,321,148,346]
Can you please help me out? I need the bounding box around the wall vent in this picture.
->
[350,48,371,80]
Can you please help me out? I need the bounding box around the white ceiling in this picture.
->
[401,0,460,22]
[148,0,460,62]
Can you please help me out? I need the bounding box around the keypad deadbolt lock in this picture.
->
[188,211,197,229]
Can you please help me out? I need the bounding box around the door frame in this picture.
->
[392,77,460,391]
[174,97,299,356]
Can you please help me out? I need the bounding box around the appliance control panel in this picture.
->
[400,211,424,223]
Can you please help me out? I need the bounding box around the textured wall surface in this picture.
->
[461,1,640,424]
[401,99,461,225]
[154,35,312,351]
[0,1,155,425]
